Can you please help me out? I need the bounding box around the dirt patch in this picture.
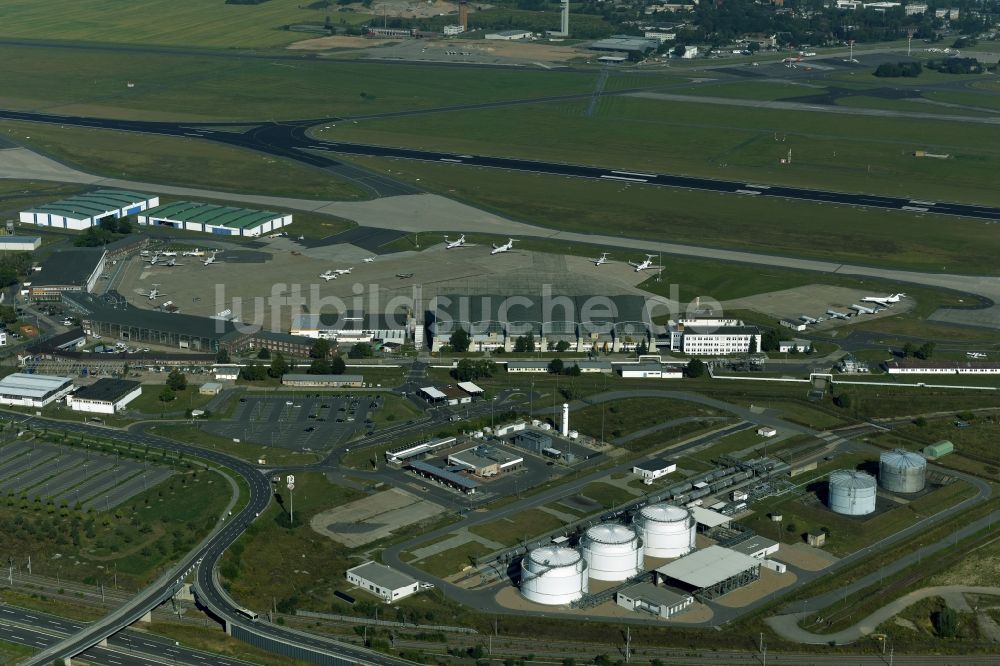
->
[288,36,401,50]
[310,487,445,547]
[773,542,840,571]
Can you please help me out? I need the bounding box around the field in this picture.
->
[469,508,567,546]
[0,43,596,122]
[0,122,366,201]
[407,541,492,578]
[320,93,1000,205]
[344,156,1000,273]
[570,397,722,440]
[148,424,321,466]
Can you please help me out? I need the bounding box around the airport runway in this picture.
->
[2,107,1000,222]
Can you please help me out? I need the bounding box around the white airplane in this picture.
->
[362,257,376,263]
[861,293,906,306]
[967,352,987,359]
[319,270,338,282]
[628,254,661,272]
[159,251,178,257]
[444,234,469,249]
[182,248,206,257]
[331,267,353,275]
[160,258,182,267]
[593,252,610,266]
[138,285,165,301]
[203,251,222,266]
[147,253,161,265]
[491,238,517,255]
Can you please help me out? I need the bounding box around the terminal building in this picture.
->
[428,294,653,353]
[137,201,292,237]
[20,190,159,230]
[29,248,107,301]
[0,373,74,407]
[67,378,142,414]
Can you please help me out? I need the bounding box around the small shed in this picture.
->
[807,531,826,547]
[923,440,953,460]
[199,382,223,395]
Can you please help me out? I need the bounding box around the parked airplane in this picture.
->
[182,248,205,257]
[159,251,178,257]
[363,257,376,263]
[800,315,818,324]
[491,238,517,255]
[850,303,877,315]
[967,352,987,359]
[826,310,850,320]
[160,258,182,267]
[593,252,610,266]
[203,251,222,266]
[628,254,660,272]
[331,267,353,275]
[444,234,469,249]
[138,285,165,301]
[396,273,414,279]
[861,293,905,306]
[319,271,338,282]
[147,253,161,265]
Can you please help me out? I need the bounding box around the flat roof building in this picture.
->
[0,237,41,252]
[589,35,660,52]
[346,562,420,603]
[20,190,159,231]
[616,583,694,619]
[620,363,682,379]
[654,546,761,599]
[199,382,224,395]
[408,460,480,494]
[138,201,291,238]
[728,535,779,559]
[290,312,408,346]
[633,457,677,481]
[447,446,524,477]
[485,29,532,40]
[68,378,142,414]
[281,374,364,388]
[512,430,552,453]
[0,373,74,407]
[30,248,107,301]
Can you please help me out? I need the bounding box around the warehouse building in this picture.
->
[407,460,480,494]
[68,378,142,414]
[0,373,74,407]
[632,458,677,482]
[66,292,237,352]
[137,201,292,237]
[281,374,364,388]
[0,237,41,252]
[20,190,159,230]
[29,248,107,301]
[512,430,552,453]
[346,562,420,603]
[589,35,659,53]
[654,546,761,599]
[485,29,533,40]
[447,446,523,477]
[616,583,693,619]
[385,437,456,465]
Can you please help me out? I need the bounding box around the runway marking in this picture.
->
[745,184,771,189]
[438,158,462,163]
[735,189,762,195]
[600,175,647,183]
[901,206,929,212]
[611,170,656,178]
[909,200,936,206]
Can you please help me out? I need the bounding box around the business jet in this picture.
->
[445,235,469,249]
[159,250,178,257]
[138,285,165,301]
[147,253,161,265]
[331,267,353,276]
[203,251,222,266]
[319,271,338,282]
[593,252,610,266]
[628,254,661,272]
[182,248,206,257]
[861,293,905,306]
[491,238,517,255]
[967,352,987,359]
[363,257,376,263]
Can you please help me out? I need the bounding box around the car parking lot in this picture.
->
[201,394,381,451]
[0,440,173,510]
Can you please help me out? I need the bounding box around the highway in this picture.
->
[2,107,1000,221]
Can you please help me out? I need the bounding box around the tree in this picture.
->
[834,393,853,409]
[901,342,915,358]
[555,340,570,353]
[453,358,477,382]
[449,328,471,353]
[636,339,649,356]
[748,335,759,354]
[240,362,265,381]
[268,352,289,378]
[514,333,535,353]
[564,363,581,377]
[915,342,936,360]
[348,342,373,359]
[308,358,332,374]
[159,386,175,403]
[257,347,271,360]
[548,358,564,374]
[761,329,781,352]
[309,338,331,359]
[934,607,958,638]
[166,369,187,391]
[331,355,346,375]
[216,348,231,364]
[686,358,706,378]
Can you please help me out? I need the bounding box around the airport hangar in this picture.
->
[28,248,107,301]
[20,190,159,230]
[137,201,292,237]
[427,294,653,353]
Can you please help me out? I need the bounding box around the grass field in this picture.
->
[149,424,321,466]
[346,156,1000,273]
[321,93,1000,205]
[369,394,422,426]
[409,541,492,578]
[1,122,366,201]
[579,481,637,508]
[127,384,217,416]
[0,43,597,121]
[469,508,567,546]
[570,397,721,440]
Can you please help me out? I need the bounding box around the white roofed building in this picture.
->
[346,562,420,603]
[0,373,74,407]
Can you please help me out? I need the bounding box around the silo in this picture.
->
[879,449,927,493]
[580,523,643,581]
[635,503,695,559]
[520,546,588,605]
[828,470,877,516]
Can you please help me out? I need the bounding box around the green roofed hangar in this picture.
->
[137,201,292,237]
[19,190,159,231]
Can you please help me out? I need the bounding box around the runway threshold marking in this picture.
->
[735,189,762,195]
[439,158,462,163]
[611,170,656,178]
[600,175,647,183]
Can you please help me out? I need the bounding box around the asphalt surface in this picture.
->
[2,106,1000,221]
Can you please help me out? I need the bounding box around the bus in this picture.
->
[235,607,258,621]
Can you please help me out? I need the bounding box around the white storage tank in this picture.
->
[580,523,643,581]
[520,546,588,605]
[879,449,927,493]
[828,470,877,516]
[636,503,695,559]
